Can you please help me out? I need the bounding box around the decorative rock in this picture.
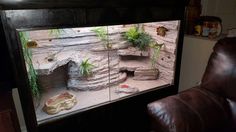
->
[33,51,75,75]
[143,20,179,30]
[119,58,151,72]
[156,26,169,37]
[91,41,131,51]
[43,92,77,115]
[115,84,139,94]
[117,47,149,57]
[133,67,159,80]
[158,65,174,83]
[67,52,126,91]
[157,51,175,69]
[111,41,132,50]
[68,73,127,91]
[144,26,178,43]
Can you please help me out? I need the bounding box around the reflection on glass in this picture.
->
[19,20,180,123]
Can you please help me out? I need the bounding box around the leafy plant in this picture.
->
[150,43,164,70]
[19,32,40,98]
[124,27,139,44]
[124,27,153,51]
[134,32,152,51]
[91,27,108,41]
[124,26,164,69]
[79,59,94,77]
[91,27,111,49]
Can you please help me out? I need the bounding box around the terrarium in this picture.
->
[18,21,180,122]
[0,0,186,130]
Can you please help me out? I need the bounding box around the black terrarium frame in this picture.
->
[0,1,187,131]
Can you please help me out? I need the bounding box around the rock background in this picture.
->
[144,21,179,83]
[26,21,179,91]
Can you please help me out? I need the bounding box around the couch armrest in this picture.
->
[147,87,231,132]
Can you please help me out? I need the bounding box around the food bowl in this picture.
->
[43,92,77,115]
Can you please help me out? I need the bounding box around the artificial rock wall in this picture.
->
[26,21,179,91]
[144,20,180,83]
[27,26,130,91]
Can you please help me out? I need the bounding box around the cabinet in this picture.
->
[179,35,217,91]
[0,0,187,131]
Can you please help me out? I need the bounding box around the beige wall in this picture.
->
[178,36,216,92]
[178,0,236,92]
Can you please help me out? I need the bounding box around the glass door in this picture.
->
[108,21,180,100]
[19,26,111,123]
[18,20,180,124]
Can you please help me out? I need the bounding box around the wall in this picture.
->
[201,0,236,33]
[178,36,216,91]
[178,0,236,92]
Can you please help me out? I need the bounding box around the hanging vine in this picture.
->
[91,27,111,49]
[19,32,40,98]
[149,43,164,71]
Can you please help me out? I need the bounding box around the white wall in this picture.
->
[201,0,236,33]
[178,36,216,91]
[178,0,236,92]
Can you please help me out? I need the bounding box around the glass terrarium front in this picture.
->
[19,20,180,123]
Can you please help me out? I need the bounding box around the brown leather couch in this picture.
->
[147,37,236,132]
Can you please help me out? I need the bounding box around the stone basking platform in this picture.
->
[119,58,159,80]
[133,67,159,80]
[91,41,131,51]
[68,72,127,91]
[32,51,75,75]
[117,47,149,57]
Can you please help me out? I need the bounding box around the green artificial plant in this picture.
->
[91,27,111,49]
[79,59,94,77]
[149,43,164,71]
[124,26,165,70]
[19,32,40,98]
[124,26,153,51]
[124,27,139,44]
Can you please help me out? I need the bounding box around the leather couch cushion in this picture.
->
[148,87,231,132]
[201,37,236,101]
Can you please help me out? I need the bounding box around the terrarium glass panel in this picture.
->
[19,20,180,123]
[109,21,179,99]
